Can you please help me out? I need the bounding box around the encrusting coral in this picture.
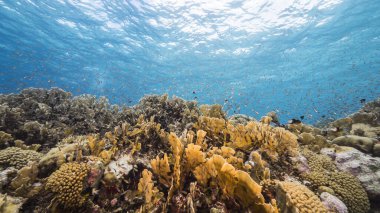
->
[45,162,90,208]
[276,181,328,213]
[0,147,42,169]
[301,149,370,213]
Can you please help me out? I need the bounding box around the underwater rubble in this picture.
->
[0,88,379,213]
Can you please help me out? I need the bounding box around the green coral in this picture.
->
[301,149,370,213]
[0,147,42,169]
[45,162,90,208]
[303,171,369,213]
[302,149,337,172]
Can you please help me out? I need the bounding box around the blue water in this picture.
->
[0,0,379,123]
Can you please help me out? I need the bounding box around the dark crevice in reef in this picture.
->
[0,87,379,213]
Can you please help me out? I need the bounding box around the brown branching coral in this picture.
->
[0,131,13,148]
[134,94,200,134]
[45,162,90,208]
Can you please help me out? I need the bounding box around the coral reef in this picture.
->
[320,192,348,213]
[0,193,24,213]
[45,162,90,208]
[0,88,135,149]
[321,146,380,206]
[0,88,378,212]
[300,150,370,213]
[0,147,42,169]
[276,181,328,213]
[134,94,200,134]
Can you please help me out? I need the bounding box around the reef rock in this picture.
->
[0,167,17,189]
[228,114,256,126]
[0,194,24,213]
[321,147,380,203]
[350,98,380,126]
[331,135,377,154]
[350,123,380,138]
[106,154,133,178]
[320,192,348,213]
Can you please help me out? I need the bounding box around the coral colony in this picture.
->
[0,88,379,213]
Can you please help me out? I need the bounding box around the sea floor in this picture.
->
[0,87,379,213]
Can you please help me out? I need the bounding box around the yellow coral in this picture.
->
[185,143,205,170]
[150,154,171,186]
[195,116,226,143]
[45,162,90,208]
[193,154,277,212]
[195,130,207,147]
[199,104,226,119]
[168,132,184,190]
[195,116,298,161]
[138,169,158,204]
[277,181,328,213]
[260,116,272,125]
[250,151,270,182]
[87,135,105,156]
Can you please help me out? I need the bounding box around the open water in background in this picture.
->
[0,0,379,123]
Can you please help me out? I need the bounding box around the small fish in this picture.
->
[288,119,302,124]
[360,99,366,104]
[300,115,305,120]
[192,91,196,94]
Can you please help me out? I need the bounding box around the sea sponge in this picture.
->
[0,147,42,169]
[276,181,328,213]
[45,162,90,208]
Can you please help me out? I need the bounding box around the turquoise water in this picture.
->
[1,0,379,123]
